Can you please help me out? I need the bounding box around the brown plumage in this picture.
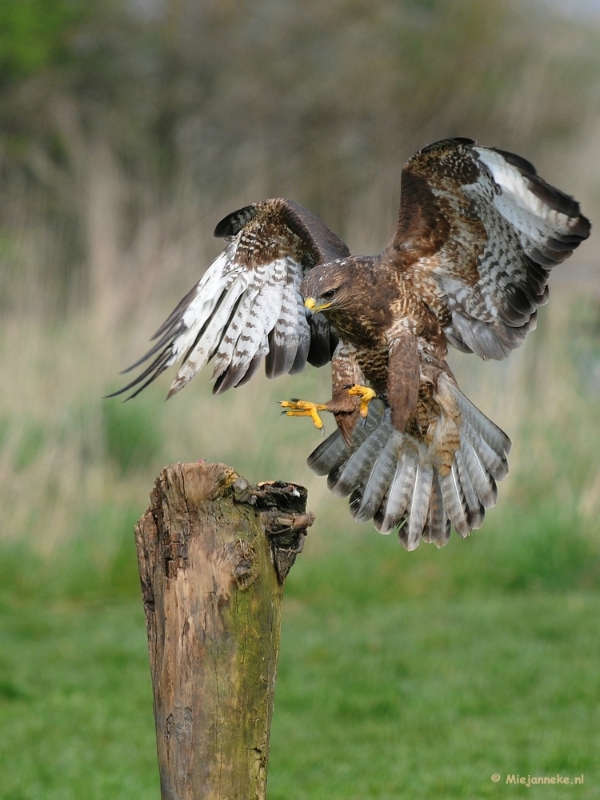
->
[110,138,590,550]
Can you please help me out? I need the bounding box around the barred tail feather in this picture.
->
[422,474,450,546]
[439,467,470,538]
[378,445,419,534]
[352,432,404,523]
[445,379,511,459]
[407,459,434,549]
[307,388,510,550]
[454,449,485,528]
[307,401,385,475]
[328,414,394,496]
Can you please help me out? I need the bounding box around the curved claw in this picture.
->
[347,384,377,418]
[279,399,328,430]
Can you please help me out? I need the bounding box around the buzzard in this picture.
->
[111,138,590,550]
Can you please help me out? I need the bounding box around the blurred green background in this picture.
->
[1,0,600,797]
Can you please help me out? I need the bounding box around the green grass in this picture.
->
[0,598,158,800]
[270,593,600,800]
[0,530,600,800]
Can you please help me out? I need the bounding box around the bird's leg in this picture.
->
[280,385,377,433]
[346,384,377,418]
[279,399,330,430]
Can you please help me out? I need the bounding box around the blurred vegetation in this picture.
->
[0,0,84,81]
[1,1,600,796]
[1,0,599,307]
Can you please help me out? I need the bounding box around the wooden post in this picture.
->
[135,461,313,800]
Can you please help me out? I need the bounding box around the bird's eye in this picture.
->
[322,289,336,301]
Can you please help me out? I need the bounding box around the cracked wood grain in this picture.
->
[135,461,312,800]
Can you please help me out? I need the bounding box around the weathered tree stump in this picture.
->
[135,461,313,800]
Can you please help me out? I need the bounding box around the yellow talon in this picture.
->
[347,384,377,418]
[279,399,328,430]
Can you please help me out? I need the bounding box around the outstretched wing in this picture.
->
[387,138,590,359]
[111,198,349,399]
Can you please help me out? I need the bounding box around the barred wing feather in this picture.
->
[392,139,590,360]
[110,198,349,399]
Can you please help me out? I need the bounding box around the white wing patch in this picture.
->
[169,253,295,396]
[436,144,589,360]
[474,147,582,257]
[114,238,317,399]
[112,197,348,400]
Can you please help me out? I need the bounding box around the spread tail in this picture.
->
[307,378,510,550]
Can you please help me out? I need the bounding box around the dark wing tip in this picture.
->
[489,148,590,236]
[103,388,125,400]
[105,348,173,401]
[213,205,258,238]
[307,315,339,368]
[279,198,351,264]
[527,174,591,236]
[212,352,263,394]
[575,213,592,239]
[490,147,537,176]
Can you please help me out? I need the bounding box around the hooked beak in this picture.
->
[304,297,332,315]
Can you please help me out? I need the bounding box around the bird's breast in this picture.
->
[354,346,390,394]
[328,305,387,349]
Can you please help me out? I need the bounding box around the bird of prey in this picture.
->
[111,138,590,550]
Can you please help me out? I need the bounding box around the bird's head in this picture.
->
[301,260,354,316]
